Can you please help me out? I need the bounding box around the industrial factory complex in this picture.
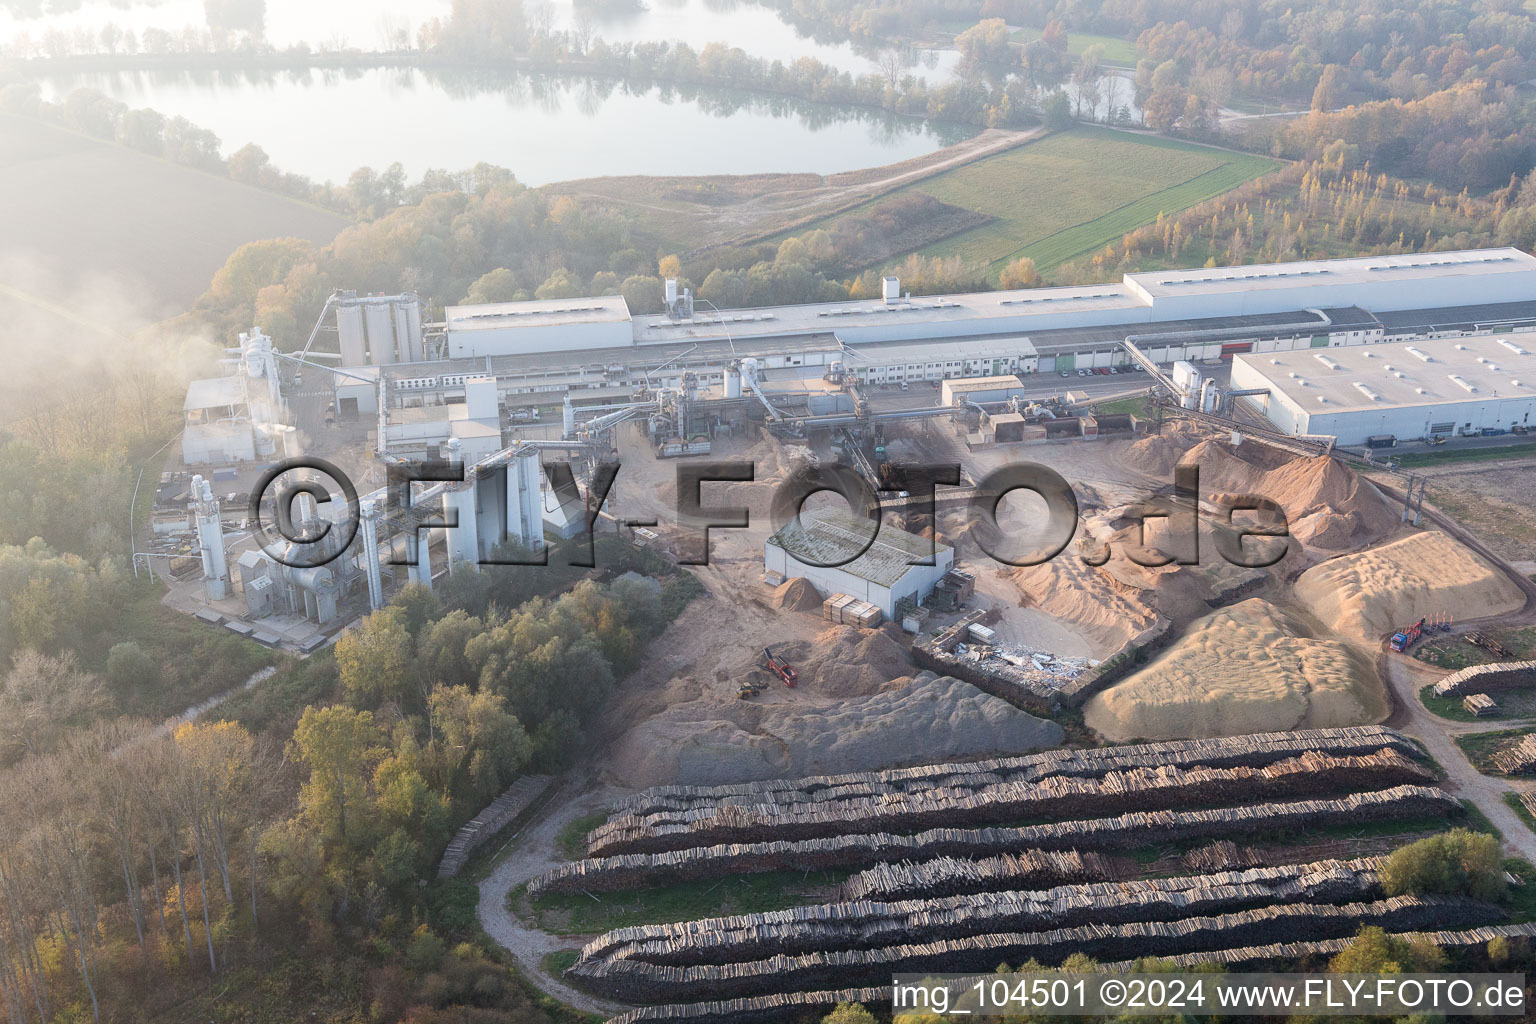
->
[157,246,1536,648]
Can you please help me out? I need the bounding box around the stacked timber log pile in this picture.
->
[613,726,1416,822]
[1493,734,1536,775]
[529,786,1456,897]
[599,923,1536,1024]
[437,775,553,878]
[1432,660,1536,698]
[840,849,1113,901]
[570,894,1501,1003]
[578,860,1384,970]
[587,749,1430,857]
[1182,841,1265,873]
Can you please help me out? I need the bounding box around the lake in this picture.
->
[35,66,977,184]
[2,0,960,77]
[14,0,976,184]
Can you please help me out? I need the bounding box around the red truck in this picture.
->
[763,648,798,688]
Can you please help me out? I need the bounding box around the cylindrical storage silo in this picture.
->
[364,302,396,365]
[337,303,367,366]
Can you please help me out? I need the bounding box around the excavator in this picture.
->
[763,648,798,688]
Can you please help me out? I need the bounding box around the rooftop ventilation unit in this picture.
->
[882,276,901,305]
[1366,254,1512,271]
[998,291,1120,306]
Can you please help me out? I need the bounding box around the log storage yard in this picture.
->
[19,0,1536,1010]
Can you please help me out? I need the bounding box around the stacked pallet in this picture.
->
[529,786,1456,897]
[586,750,1430,857]
[1493,734,1536,775]
[570,895,1500,1003]
[577,860,1383,970]
[840,849,1113,901]
[1432,660,1536,697]
[612,727,1417,820]
[822,594,854,623]
[437,775,554,878]
[600,923,1536,1024]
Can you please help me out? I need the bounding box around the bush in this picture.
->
[406,925,447,973]
[1380,829,1505,901]
[824,1004,879,1024]
[428,879,480,935]
[105,641,158,691]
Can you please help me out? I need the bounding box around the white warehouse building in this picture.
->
[1231,336,1536,445]
[321,246,1536,445]
[764,507,954,616]
[444,295,633,358]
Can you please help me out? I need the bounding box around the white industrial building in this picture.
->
[764,507,954,616]
[444,295,633,358]
[182,328,292,465]
[941,374,1037,407]
[1231,337,1536,445]
[326,248,1536,425]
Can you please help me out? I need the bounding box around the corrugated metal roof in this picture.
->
[767,506,950,587]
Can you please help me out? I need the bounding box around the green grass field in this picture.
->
[1392,442,1536,468]
[1010,28,1139,65]
[814,127,1279,279]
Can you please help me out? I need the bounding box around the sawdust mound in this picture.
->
[1294,531,1525,642]
[1181,438,1398,550]
[605,673,1064,787]
[770,577,822,612]
[1083,598,1384,742]
[1119,420,1206,478]
[1011,555,1159,650]
[1121,425,1398,551]
[736,625,915,698]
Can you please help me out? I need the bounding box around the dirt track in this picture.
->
[476,777,629,1018]
[1381,654,1536,862]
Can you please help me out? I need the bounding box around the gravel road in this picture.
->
[476,779,629,1019]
